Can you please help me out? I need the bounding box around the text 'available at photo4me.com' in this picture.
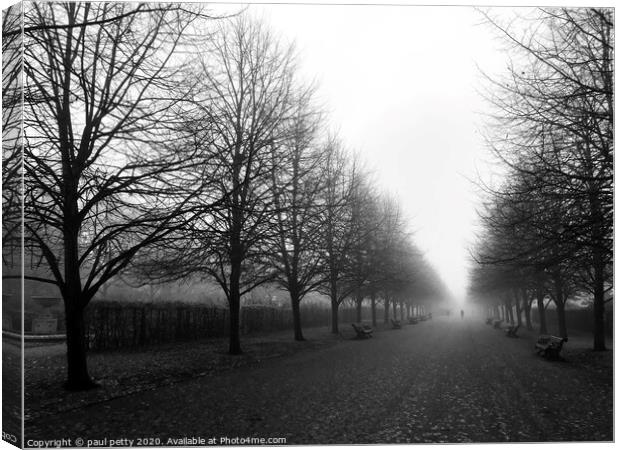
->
[24,436,288,448]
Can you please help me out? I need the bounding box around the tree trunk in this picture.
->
[62,194,95,390]
[593,254,607,350]
[556,299,567,340]
[392,300,397,318]
[536,288,547,335]
[330,274,339,334]
[553,278,568,340]
[370,292,377,327]
[227,241,243,354]
[290,292,304,341]
[384,297,390,324]
[513,290,523,327]
[506,298,514,324]
[524,298,533,330]
[355,290,363,323]
[228,292,242,354]
[520,289,532,330]
[515,296,522,327]
[228,196,244,354]
[330,299,339,334]
[64,301,95,390]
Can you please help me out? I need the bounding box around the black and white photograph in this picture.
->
[1,0,614,447]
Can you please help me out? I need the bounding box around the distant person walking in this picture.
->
[460,309,464,320]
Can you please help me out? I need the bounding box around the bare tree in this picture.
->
[20,3,209,389]
[269,91,327,341]
[479,7,613,349]
[316,138,362,333]
[345,170,381,324]
[143,16,301,354]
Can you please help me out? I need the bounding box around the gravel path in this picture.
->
[24,316,612,444]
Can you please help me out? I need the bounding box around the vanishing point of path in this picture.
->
[26,317,612,444]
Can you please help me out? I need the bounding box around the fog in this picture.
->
[213,3,514,302]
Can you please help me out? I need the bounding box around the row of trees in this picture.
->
[469,8,613,349]
[2,4,447,390]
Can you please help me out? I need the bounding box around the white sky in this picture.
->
[225,3,510,302]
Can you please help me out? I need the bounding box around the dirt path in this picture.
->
[24,316,612,444]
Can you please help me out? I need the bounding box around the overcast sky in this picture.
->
[226,4,511,302]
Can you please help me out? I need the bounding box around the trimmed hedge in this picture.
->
[85,303,230,350]
[84,302,340,351]
[7,300,389,350]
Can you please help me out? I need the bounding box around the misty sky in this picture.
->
[235,4,511,302]
[2,0,564,302]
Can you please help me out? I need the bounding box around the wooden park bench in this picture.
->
[351,323,373,339]
[485,317,493,325]
[504,324,520,338]
[390,318,402,329]
[408,316,419,325]
[493,320,502,329]
[535,335,567,360]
